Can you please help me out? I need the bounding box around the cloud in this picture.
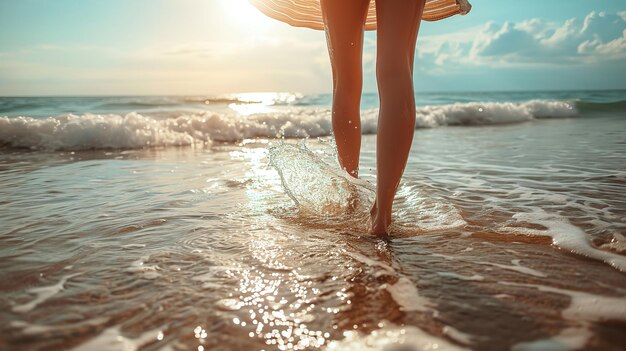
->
[479,22,542,57]
[1,9,624,95]
[418,11,626,69]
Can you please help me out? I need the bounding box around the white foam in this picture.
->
[121,244,147,249]
[327,323,469,351]
[394,185,468,232]
[599,233,626,253]
[512,327,593,351]
[70,326,163,351]
[442,325,474,345]
[0,100,578,150]
[345,250,433,314]
[10,320,56,335]
[494,294,512,299]
[539,286,626,322]
[383,277,433,313]
[432,253,456,260]
[0,114,196,150]
[12,273,81,313]
[344,251,395,274]
[477,259,547,278]
[504,282,626,351]
[410,100,576,128]
[11,317,109,336]
[437,272,485,281]
[503,209,626,272]
[503,281,626,323]
[126,256,161,280]
[216,298,244,311]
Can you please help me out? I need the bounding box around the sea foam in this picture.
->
[0,100,577,150]
[327,323,469,351]
[503,209,626,272]
[12,273,81,313]
[505,281,626,351]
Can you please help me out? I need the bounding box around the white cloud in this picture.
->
[1,10,623,95]
[418,11,626,69]
[578,31,626,56]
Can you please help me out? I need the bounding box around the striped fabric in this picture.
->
[249,0,472,31]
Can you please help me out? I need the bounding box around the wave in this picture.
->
[96,101,180,109]
[185,92,304,106]
[575,99,626,113]
[183,97,255,105]
[0,100,578,150]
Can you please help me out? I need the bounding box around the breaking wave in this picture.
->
[0,100,579,150]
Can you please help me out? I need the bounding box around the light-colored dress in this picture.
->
[249,0,472,31]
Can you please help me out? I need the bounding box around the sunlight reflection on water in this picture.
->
[2,112,626,350]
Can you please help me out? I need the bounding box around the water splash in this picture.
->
[268,143,467,235]
[268,142,374,220]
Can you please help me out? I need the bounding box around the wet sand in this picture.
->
[1,113,625,350]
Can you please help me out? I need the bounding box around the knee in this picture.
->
[376,58,412,89]
[333,73,363,100]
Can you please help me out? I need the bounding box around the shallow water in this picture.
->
[1,94,626,350]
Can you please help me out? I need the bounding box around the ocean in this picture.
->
[1,90,625,350]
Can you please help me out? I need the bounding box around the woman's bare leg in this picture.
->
[370,0,425,235]
[321,0,370,177]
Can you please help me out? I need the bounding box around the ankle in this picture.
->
[370,204,391,225]
[342,165,359,178]
[368,212,391,236]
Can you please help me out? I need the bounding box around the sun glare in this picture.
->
[221,0,269,29]
[228,92,302,115]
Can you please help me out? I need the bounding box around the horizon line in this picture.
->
[2,88,626,98]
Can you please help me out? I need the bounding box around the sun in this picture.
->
[221,0,270,29]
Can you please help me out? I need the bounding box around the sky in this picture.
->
[0,0,625,96]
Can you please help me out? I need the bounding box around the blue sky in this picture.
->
[0,0,624,95]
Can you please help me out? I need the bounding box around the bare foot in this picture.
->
[368,202,391,236]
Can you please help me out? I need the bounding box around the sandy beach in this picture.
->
[1,91,625,350]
